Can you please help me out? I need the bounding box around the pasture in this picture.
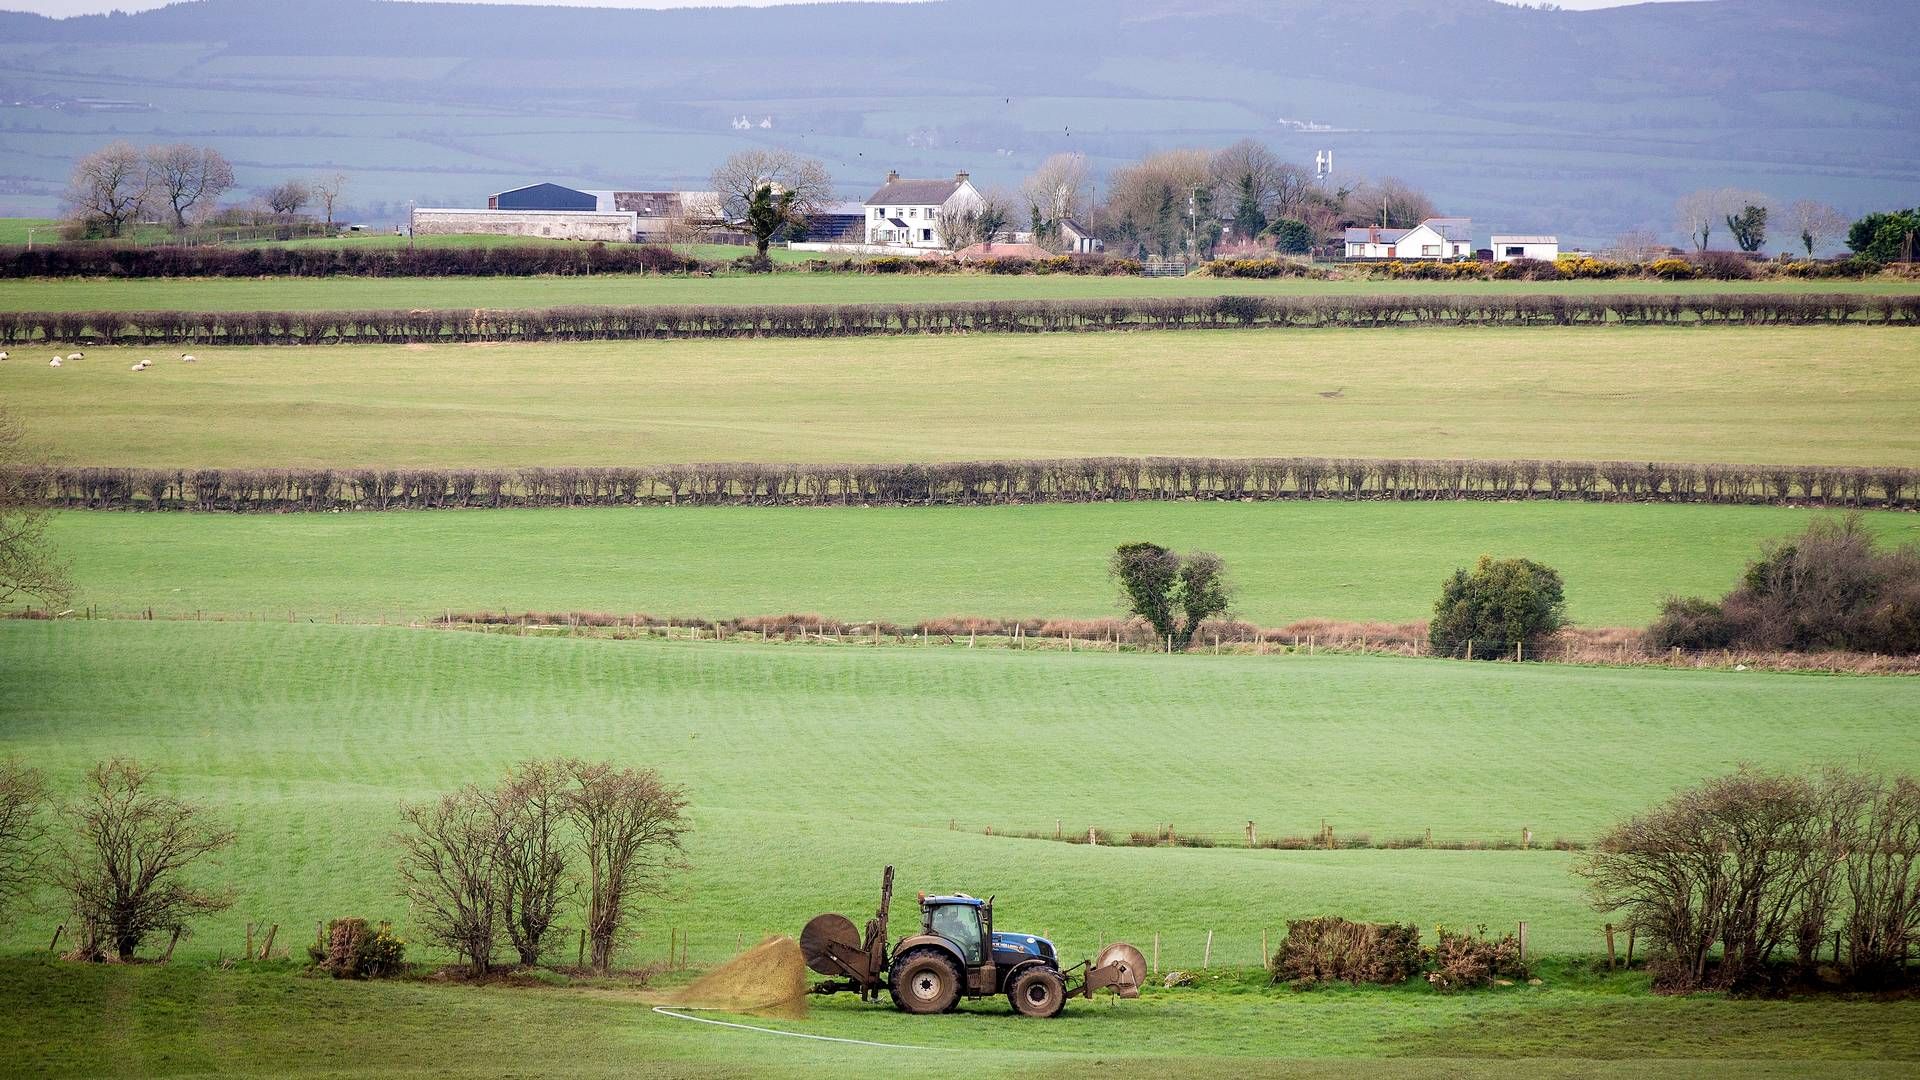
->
[1,271,1914,313]
[5,619,1919,972]
[5,327,1917,468]
[43,503,1920,626]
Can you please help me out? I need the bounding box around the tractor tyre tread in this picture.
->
[1008,966,1067,1018]
[888,947,962,1015]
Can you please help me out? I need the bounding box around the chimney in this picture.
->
[955,171,970,183]
[886,170,899,183]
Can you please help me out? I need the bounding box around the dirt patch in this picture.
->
[671,935,809,1019]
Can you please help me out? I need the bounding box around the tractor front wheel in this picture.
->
[889,948,962,1015]
[1008,966,1067,1018]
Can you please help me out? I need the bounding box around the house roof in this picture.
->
[1344,227,1410,244]
[867,177,964,206]
[886,217,909,229]
[1423,217,1473,242]
[1059,218,1092,237]
[1491,235,1558,244]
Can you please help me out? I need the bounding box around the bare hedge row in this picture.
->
[16,457,1918,512]
[4,294,1917,346]
[0,243,705,279]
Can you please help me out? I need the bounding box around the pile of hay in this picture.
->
[671,935,809,1019]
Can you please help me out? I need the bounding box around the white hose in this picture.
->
[650,1005,952,1050]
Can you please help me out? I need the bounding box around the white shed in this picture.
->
[1492,235,1560,262]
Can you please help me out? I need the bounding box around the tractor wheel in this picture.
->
[1008,966,1067,1018]
[888,948,962,1015]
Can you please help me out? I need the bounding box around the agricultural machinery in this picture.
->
[800,865,1144,1018]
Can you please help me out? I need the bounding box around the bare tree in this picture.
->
[936,189,1012,254]
[144,144,234,230]
[266,180,311,219]
[563,761,688,972]
[56,760,235,962]
[62,141,149,237]
[490,760,571,968]
[1607,227,1668,263]
[397,786,502,976]
[1344,177,1436,230]
[311,172,348,229]
[1832,770,1920,985]
[1784,199,1847,258]
[1102,149,1216,258]
[1208,140,1312,241]
[1021,151,1093,247]
[0,759,48,925]
[709,150,833,258]
[1675,188,1768,252]
[1,405,73,609]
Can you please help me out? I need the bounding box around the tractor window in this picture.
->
[928,904,983,963]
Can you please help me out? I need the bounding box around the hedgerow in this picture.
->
[10,456,1913,512]
[3,293,1913,346]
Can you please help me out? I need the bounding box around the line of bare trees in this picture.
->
[60,140,346,240]
[12,457,1916,514]
[1580,766,1920,993]
[397,760,688,974]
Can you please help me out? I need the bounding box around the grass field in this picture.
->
[0,217,57,245]
[2,271,1913,313]
[44,503,1920,626]
[5,620,1918,974]
[5,954,1918,1079]
[6,327,1916,468]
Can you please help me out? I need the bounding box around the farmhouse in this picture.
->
[1492,234,1561,262]
[1344,217,1474,259]
[864,170,985,250]
[1060,218,1104,254]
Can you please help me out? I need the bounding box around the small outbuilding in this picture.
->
[1491,235,1561,262]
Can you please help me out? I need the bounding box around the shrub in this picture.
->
[1273,917,1422,985]
[1657,514,1920,655]
[1428,555,1567,660]
[1649,257,1695,280]
[1646,595,1735,651]
[1110,542,1232,651]
[1425,925,1527,991]
[1689,250,1756,280]
[309,917,406,979]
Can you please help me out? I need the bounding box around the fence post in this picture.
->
[1246,820,1256,848]
[1517,921,1528,962]
[163,925,183,963]
[1088,826,1098,846]
[246,922,254,960]
[669,926,676,968]
[1626,926,1636,967]
[577,929,586,968]
[1203,930,1213,969]
[1262,928,1269,970]
[1055,819,1062,841]
[47,924,64,953]
[259,923,278,960]
[1604,923,1616,971]
[1152,932,1159,974]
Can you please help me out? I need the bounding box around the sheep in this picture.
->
[131,362,147,372]
[49,358,61,367]
[0,351,10,361]
[66,352,83,361]
[180,354,197,363]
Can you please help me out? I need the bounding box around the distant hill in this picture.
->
[1,0,1914,245]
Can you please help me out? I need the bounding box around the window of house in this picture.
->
[1506,246,1525,257]
[921,228,932,242]
[908,207,916,218]
[1422,244,1440,256]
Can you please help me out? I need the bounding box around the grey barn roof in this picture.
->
[1344,227,1410,243]
[866,178,963,205]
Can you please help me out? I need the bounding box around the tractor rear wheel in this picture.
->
[1008,966,1067,1018]
[888,948,962,1015]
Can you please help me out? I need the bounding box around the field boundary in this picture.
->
[15,456,1916,511]
[5,293,1918,345]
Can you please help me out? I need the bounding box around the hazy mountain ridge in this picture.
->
[0,0,1913,242]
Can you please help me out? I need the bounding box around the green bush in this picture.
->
[1273,917,1422,985]
[308,917,406,979]
[1647,595,1735,651]
[1429,555,1567,660]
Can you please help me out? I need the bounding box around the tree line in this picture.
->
[4,294,1913,348]
[12,457,1916,515]
[61,141,347,240]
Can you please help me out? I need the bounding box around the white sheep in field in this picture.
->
[131,362,148,372]
[180,354,197,363]
[49,358,61,367]
[0,351,10,361]
[66,352,83,361]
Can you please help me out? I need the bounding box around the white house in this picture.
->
[1491,235,1560,262]
[1059,218,1103,254]
[1343,217,1473,259]
[864,170,984,249]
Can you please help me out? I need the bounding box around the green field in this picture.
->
[2,271,1913,313]
[7,327,1916,468]
[6,620,1918,972]
[0,217,57,245]
[5,953,1918,1079]
[44,503,1920,626]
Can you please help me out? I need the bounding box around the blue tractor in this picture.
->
[800,866,1144,1018]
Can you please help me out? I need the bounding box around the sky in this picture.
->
[3,0,1703,16]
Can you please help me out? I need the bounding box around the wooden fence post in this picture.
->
[1152,932,1159,974]
[259,923,278,960]
[1626,926,1635,968]
[162,925,183,963]
[669,927,676,968]
[1246,820,1256,847]
[47,924,64,953]
[1517,921,1528,961]
[1262,928,1269,969]
[577,929,586,968]
[1604,923,1616,971]
[1203,930,1213,969]
[245,922,254,960]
